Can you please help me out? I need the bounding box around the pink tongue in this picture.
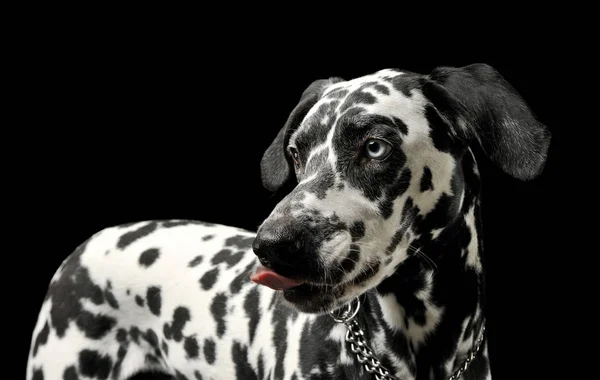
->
[250,265,304,290]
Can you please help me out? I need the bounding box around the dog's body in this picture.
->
[28,220,340,380]
[27,64,550,380]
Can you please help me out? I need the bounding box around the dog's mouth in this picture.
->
[249,264,305,290]
[250,264,340,309]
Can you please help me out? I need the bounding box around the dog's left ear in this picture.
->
[424,63,551,181]
[260,77,344,192]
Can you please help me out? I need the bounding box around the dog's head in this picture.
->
[251,64,551,313]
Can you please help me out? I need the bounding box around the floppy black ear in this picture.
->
[260,77,344,191]
[426,63,551,181]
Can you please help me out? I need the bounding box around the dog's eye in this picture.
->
[289,147,301,168]
[364,139,392,160]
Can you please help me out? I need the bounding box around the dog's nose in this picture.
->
[252,225,306,268]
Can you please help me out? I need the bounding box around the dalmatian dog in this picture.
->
[27,63,550,380]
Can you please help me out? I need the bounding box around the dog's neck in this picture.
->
[366,152,489,379]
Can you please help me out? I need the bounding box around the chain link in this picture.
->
[345,317,397,380]
[447,324,486,380]
[329,298,486,380]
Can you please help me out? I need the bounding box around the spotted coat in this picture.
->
[27,64,551,380]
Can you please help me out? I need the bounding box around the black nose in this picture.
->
[252,224,306,269]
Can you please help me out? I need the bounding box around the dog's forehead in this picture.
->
[290,69,428,149]
[324,69,409,95]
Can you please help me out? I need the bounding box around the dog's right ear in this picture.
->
[260,77,344,192]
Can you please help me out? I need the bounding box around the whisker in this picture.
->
[317,251,353,284]
[408,245,438,271]
[348,241,381,250]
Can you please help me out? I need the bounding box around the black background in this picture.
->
[18,16,566,379]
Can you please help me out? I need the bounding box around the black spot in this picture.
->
[325,88,349,99]
[129,326,140,343]
[139,248,160,267]
[231,341,258,380]
[112,346,128,379]
[339,88,377,114]
[199,267,220,290]
[210,293,228,338]
[194,371,204,380]
[387,230,405,256]
[308,161,335,200]
[211,249,244,268]
[225,235,255,248]
[376,264,434,364]
[204,338,216,364]
[373,84,390,95]
[392,75,417,97]
[163,323,172,340]
[90,286,105,305]
[143,329,159,348]
[352,260,380,284]
[349,221,365,241]
[424,104,455,153]
[391,116,409,135]
[420,166,434,192]
[117,346,127,360]
[79,349,112,380]
[230,262,254,294]
[202,235,214,241]
[116,328,127,342]
[386,198,420,255]
[171,306,191,342]
[32,321,50,356]
[63,366,78,380]
[32,368,44,380]
[147,286,162,316]
[135,295,145,307]
[272,304,295,380]
[76,310,117,339]
[117,222,158,249]
[257,353,265,380]
[104,283,119,309]
[47,238,110,338]
[175,370,189,380]
[184,336,200,359]
[126,289,131,295]
[379,168,412,219]
[188,256,203,267]
[162,340,169,356]
[162,220,190,228]
[341,248,359,273]
[244,287,260,344]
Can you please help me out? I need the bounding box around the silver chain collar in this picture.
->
[328,298,486,380]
